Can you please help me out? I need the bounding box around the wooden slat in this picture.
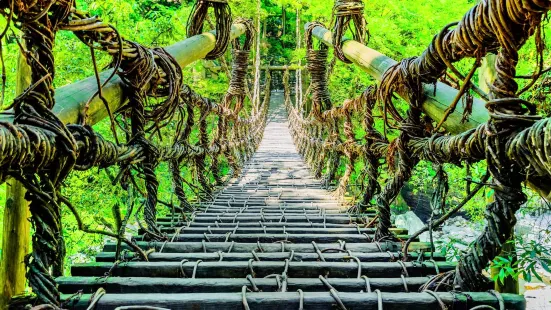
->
[62,292,525,309]
[150,227,407,234]
[136,233,413,243]
[106,241,433,254]
[57,276,434,294]
[94,252,445,263]
[71,261,454,278]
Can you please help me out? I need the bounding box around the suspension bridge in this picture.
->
[1,0,549,309]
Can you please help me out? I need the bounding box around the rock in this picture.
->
[525,283,547,291]
[399,184,432,223]
[524,284,551,310]
[394,211,429,242]
[441,217,479,245]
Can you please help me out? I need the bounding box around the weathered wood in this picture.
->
[213,193,338,199]
[168,211,355,218]
[207,196,340,201]
[161,213,356,220]
[205,65,303,72]
[57,276,434,294]
[106,241,433,254]
[193,201,347,207]
[62,292,525,310]
[192,202,348,208]
[150,227,407,235]
[0,45,32,310]
[71,261,453,278]
[188,207,345,214]
[137,233,413,243]
[94,251,444,263]
[306,23,489,134]
[179,215,353,224]
[180,222,371,228]
[220,187,332,193]
[224,184,324,188]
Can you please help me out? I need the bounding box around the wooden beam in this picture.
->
[0,23,247,125]
[56,276,435,294]
[149,227,407,234]
[306,23,489,135]
[60,292,525,310]
[93,251,442,263]
[0,44,31,310]
[70,261,456,278]
[204,65,303,71]
[136,233,413,243]
[105,241,434,253]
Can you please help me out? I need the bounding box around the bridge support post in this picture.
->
[480,54,519,294]
[0,44,32,309]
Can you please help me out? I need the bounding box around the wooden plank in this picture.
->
[57,276,434,294]
[161,213,355,220]
[181,222,376,228]
[189,208,345,214]
[193,201,346,206]
[188,215,351,223]
[94,251,444,263]
[136,233,413,243]
[105,241,433,253]
[205,65,303,72]
[70,261,454,278]
[61,292,526,310]
[150,227,407,235]
[192,202,347,207]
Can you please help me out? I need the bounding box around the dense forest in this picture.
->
[0,0,550,293]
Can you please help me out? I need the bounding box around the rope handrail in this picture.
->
[0,0,270,305]
[290,0,551,293]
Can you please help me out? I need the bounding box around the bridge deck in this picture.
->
[56,92,524,309]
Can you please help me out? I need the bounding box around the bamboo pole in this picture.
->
[307,23,550,198]
[0,43,32,310]
[306,23,489,135]
[0,24,247,125]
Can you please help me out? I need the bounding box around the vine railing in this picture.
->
[287,0,551,292]
[0,0,269,307]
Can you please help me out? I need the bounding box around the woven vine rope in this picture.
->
[0,0,268,306]
[288,0,551,292]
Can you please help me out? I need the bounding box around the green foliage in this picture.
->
[491,237,551,284]
[492,255,519,285]
[516,237,551,282]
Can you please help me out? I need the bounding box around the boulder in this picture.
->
[394,211,429,242]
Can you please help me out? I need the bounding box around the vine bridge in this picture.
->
[0,0,549,309]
